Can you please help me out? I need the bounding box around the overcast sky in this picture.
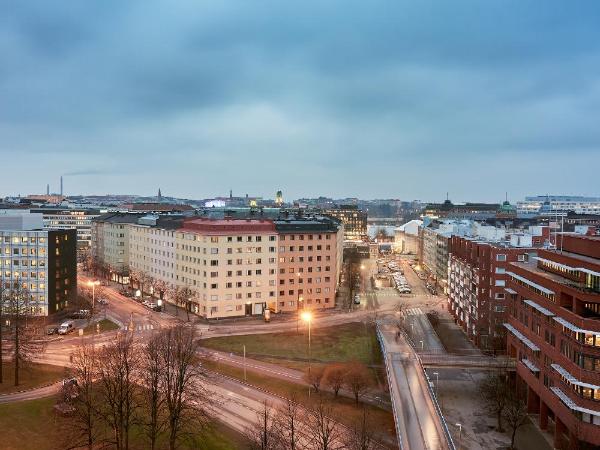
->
[1,1,599,202]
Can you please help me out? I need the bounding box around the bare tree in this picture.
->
[159,325,207,450]
[344,362,372,404]
[97,331,139,450]
[323,364,347,397]
[246,400,278,450]
[504,391,528,450]
[7,282,46,386]
[273,394,304,450]
[173,286,195,322]
[59,341,102,450]
[478,371,509,432]
[345,406,377,450]
[305,397,343,450]
[304,366,325,393]
[139,332,166,450]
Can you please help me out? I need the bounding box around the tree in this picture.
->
[323,364,347,397]
[343,362,372,404]
[158,325,207,450]
[152,279,167,301]
[246,400,277,450]
[305,397,343,450]
[504,391,528,450]
[139,332,166,450]
[59,341,102,450]
[7,282,46,386]
[97,331,139,450]
[273,394,304,450]
[345,406,377,450]
[478,371,509,432]
[304,366,325,393]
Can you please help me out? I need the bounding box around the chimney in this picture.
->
[46,184,50,195]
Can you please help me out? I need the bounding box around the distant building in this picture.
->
[121,203,194,213]
[423,199,500,220]
[517,195,600,216]
[323,205,367,241]
[505,234,600,448]
[0,212,77,316]
[25,194,65,205]
[30,208,101,249]
[394,220,422,254]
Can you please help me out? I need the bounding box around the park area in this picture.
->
[0,363,65,395]
[0,396,246,450]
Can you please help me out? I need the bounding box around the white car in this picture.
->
[58,321,74,335]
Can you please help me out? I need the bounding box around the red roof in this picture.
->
[181,218,276,235]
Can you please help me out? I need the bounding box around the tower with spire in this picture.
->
[157,188,162,201]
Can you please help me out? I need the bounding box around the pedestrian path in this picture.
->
[404,307,424,316]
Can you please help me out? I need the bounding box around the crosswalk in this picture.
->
[404,307,424,316]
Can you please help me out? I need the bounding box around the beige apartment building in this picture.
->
[92,212,343,319]
[175,218,278,318]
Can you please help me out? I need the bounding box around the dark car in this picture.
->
[47,327,59,335]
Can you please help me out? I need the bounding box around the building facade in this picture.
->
[517,196,600,216]
[505,235,600,448]
[323,205,367,241]
[0,214,77,316]
[32,208,101,249]
[448,236,532,350]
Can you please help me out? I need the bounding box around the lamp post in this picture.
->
[296,292,304,334]
[419,340,424,351]
[301,311,312,376]
[88,280,100,311]
[433,371,439,397]
[456,423,462,449]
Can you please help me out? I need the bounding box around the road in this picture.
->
[379,324,452,450]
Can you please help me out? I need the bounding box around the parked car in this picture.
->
[47,326,59,335]
[72,309,90,319]
[58,321,74,335]
[354,295,361,305]
[97,298,109,305]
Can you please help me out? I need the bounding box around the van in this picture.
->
[58,321,74,335]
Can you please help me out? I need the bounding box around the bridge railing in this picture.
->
[375,326,404,450]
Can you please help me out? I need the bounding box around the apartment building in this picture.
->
[128,215,184,293]
[518,195,600,216]
[448,235,533,350]
[175,218,278,318]
[92,213,142,282]
[274,216,343,313]
[505,234,600,448]
[0,213,77,316]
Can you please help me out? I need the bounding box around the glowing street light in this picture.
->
[301,311,313,376]
[456,423,462,449]
[88,280,100,310]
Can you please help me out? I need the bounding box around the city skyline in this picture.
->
[2,1,600,200]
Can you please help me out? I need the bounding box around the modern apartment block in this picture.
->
[0,213,77,316]
[323,205,367,241]
[92,213,343,318]
[517,195,600,216]
[448,235,533,350]
[505,234,600,448]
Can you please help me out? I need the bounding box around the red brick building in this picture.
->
[448,236,531,350]
[505,234,600,449]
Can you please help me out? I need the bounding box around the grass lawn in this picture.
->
[83,318,120,335]
[202,359,397,446]
[0,397,246,450]
[202,322,382,366]
[0,363,66,394]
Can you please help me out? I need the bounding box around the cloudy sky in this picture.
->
[1,1,599,202]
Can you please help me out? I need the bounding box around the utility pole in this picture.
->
[0,285,4,384]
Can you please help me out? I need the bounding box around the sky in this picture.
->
[1,1,600,203]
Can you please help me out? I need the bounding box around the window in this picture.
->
[495,280,505,287]
[496,254,506,262]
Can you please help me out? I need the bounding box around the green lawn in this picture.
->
[0,397,246,450]
[202,322,382,366]
[0,363,66,394]
[83,318,120,335]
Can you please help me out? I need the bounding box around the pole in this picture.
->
[243,344,247,382]
[308,319,312,375]
[0,287,3,384]
[92,283,95,311]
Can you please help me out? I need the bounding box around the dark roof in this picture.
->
[93,212,146,224]
[274,216,341,233]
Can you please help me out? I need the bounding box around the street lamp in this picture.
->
[88,280,100,310]
[419,340,424,351]
[296,292,304,334]
[456,423,462,449]
[301,311,313,376]
[433,371,439,397]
